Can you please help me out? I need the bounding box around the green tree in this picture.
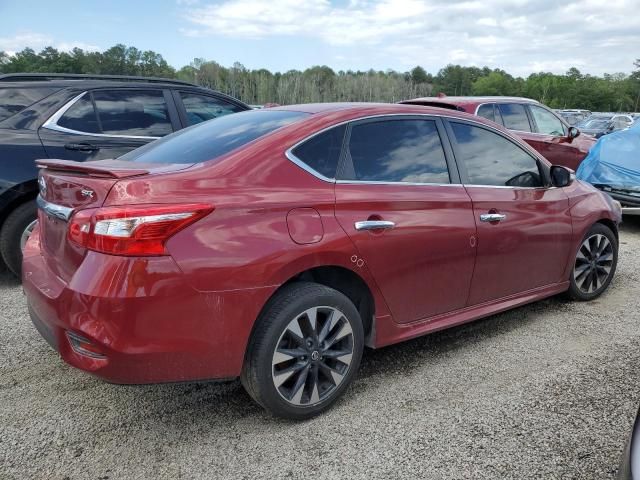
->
[472,70,519,96]
[410,66,429,85]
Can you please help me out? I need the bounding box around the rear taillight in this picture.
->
[68,204,213,256]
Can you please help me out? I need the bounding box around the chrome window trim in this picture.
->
[42,91,161,140]
[285,149,336,184]
[284,112,552,189]
[335,180,459,187]
[37,195,73,222]
[463,184,551,190]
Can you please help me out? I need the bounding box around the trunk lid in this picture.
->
[36,159,193,281]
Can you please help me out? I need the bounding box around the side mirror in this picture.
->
[550,165,575,188]
[568,126,580,140]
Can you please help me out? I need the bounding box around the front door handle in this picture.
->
[354,220,396,231]
[480,213,506,222]
[65,143,100,152]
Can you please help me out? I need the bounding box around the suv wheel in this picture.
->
[241,282,364,420]
[0,200,37,277]
[568,223,618,301]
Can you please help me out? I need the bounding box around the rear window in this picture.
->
[120,110,309,164]
[0,87,59,121]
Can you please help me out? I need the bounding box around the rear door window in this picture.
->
[291,125,346,179]
[0,87,59,122]
[179,92,244,125]
[498,103,532,132]
[341,119,450,184]
[93,90,173,137]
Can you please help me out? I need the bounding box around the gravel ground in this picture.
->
[1,217,640,480]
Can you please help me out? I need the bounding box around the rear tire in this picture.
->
[567,223,618,301]
[0,200,37,278]
[241,282,364,420]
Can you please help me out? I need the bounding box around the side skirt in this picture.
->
[372,282,570,348]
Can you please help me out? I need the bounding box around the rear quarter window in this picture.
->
[290,125,346,179]
[0,87,59,122]
[476,104,495,123]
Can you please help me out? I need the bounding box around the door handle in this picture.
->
[480,213,506,222]
[64,143,100,152]
[354,220,396,231]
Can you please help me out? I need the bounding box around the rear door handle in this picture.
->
[354,220,396,231]
[480,213,506,222]
[64,143,100,152]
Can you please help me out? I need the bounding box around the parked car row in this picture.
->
[576,113,635,138]
[554,109,592,126]
[0,72,627,420]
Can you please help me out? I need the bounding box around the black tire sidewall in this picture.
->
[243,282,364,420]
[0,200,37,277]
[568,223,618,301]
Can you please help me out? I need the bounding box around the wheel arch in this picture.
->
[595,218,618,241]
[253,264,380,351]
[0,180,39,228]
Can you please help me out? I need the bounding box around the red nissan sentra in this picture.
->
[23,103,621,419]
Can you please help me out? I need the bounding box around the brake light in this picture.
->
[68,204,213,256]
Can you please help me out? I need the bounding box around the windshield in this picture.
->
[0,87,59,122]
[120,109,310,164]
[577,117,611,129]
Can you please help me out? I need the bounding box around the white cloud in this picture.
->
[179,0,640,75]
[0,32,99,55]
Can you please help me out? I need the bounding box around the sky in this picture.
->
[1,0,639,77]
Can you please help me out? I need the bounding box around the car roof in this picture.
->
[268,102,515,132]
[0,72,196,86]
[269,102,483,116]
[250,102,549,166]
[0,79,207,90]
[0,78,250,108]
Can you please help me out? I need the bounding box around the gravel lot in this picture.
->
[1,217,640,480]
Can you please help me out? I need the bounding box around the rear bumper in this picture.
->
[22,228,273,384]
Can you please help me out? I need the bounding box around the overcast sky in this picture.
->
[1,0,639,76]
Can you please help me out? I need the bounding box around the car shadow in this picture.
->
[90,294,566,428]
[621,215,640,234]
[0,267,20,288]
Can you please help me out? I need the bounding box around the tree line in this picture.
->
[1,44,639,112]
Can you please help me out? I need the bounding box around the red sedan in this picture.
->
[24,103,621,419]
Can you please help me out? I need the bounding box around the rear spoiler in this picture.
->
[36,159,151,179]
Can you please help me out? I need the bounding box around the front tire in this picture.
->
[241,282,364,420]
[567,223,618,301]
[0,200,37,278]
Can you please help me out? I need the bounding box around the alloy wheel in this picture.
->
[20,220,38,252]
[573,233,614,294]
[272,306,354,406]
